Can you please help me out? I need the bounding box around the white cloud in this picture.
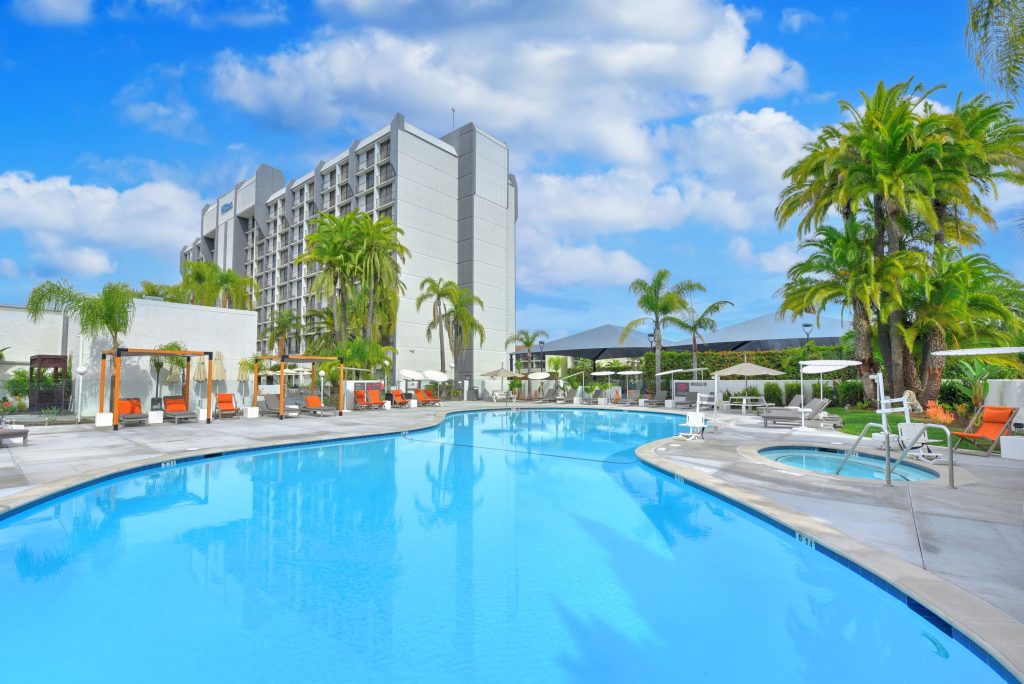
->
[115,66,203,140]
[671,107,817,230]
[211,0,805,163]
[64,246,115,277]
[12,0,91,24]
[730,236,800,272]
[779,8,819,33]
[314,0,413,15]
[0,257,19,279]
[516,231,648,293]
[111,0,286,27]
[0,171,202,253]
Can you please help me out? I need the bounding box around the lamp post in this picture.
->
[75,365,87,423]
[647,332,655,394]
[802,322,813,343]
[319,369,326,404]
[449,361,456,400]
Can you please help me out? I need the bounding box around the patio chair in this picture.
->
[117,398,149,427]
[263,394,300,418]
[895,422,940,460]
[214,393,243,419]
[650,389,668,405]
[952,405,1016,455]
[415,388,440,406]
[674,391,699,408]
[0,427,29,445]
[761,399,830,428]
[425,388,442,406]
[537,388,559,403]
[163,395,198,424]
[583,389,605,405]
[624,389,640,405]
[677,411,707,441]
[391,389,412,408]
[301,395,338,417]
[367,389,388,409]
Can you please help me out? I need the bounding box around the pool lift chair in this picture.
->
[838,372,955,488]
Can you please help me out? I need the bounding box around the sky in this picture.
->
[1,0,1022,341]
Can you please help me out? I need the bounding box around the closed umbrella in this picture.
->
[192,357,208,382]
[237,360,250,404]
[212,352,226,382]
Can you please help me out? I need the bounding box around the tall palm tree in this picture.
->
[967,0,1024,97]
[211,267,259,309]
[678,299,733,380]
[26,280,137,410]
[619,269,693,378]
[149,340,187,400]
[416,277,457,371]
[264,309,303,354]
[777,219,927,402]
[447,286,486,365]
[356,213,410,341]
[505,328,546,399]
[298,211,362,344]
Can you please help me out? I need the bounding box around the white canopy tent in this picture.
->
[797,359,860,430]
[931,347,1024,357]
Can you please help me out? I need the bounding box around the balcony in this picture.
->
[378,166,395,184]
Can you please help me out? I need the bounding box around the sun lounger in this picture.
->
[163,395,198,424]
[760,394,803,414]
[425,389,441,406]
[353,389,374,410]
[263,394,300,418]
[367,389,388,409]
[583,389,605,405]
[624,389,640,405]
[391,389,412,408]
[0,427,29,445]
[118,398,149,427]
[762,398,830,428]
[415,389,440,406]
[953,405,1016,455]
[649,390,668,405]
[214,393,243,419]
[301,395,338,417]
[537,388,559,403]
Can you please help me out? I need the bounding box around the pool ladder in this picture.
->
[837,421,955,488]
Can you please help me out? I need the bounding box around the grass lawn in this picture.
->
[829,407,961,443]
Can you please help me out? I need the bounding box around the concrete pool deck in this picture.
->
[1,402,1022,678]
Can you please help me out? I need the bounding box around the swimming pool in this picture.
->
[0,409,1008,682]
[760,445,940,482]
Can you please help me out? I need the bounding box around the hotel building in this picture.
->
[180,113,517,388]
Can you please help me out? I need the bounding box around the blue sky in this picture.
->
[1,0,1022,340]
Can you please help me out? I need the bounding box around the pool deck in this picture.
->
[2,402,1022,678]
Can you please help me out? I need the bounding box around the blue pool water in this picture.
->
[0,409,1007,682]
[760,446,940,482]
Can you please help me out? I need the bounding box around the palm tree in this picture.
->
[264,309,303,354]
[298,211,362,344]
[777,219,927,402]
[150,341,187,400]
[678,299,733,380]
[505,328,546,399]
[416,277,457,371]
[26,280,137,410]
[356,212,410,341]
[967,0,1024,97]
[619,269,694,379]
[447,285,486,365]
[210,267,258,309]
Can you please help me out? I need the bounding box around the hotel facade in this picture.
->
[180,113,517,389]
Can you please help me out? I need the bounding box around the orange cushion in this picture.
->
[166,399,187,412]
[306,395,322,408]
[118,399,134,414]
[982,406,1015,424]
[130,399,142,414]
[355,390,367,404]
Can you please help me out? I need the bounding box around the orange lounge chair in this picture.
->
[367,389,387,408]
[302,395,338,417]
[215,393,242,418]
[414,389,439,406]
[425,388,441,405]
[952,406,1016,455]
[353,390,371,410]
[391,389,412,408]
[118,398,149,427]
[163,395,198,424]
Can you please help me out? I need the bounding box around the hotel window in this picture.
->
[364,194,374,211]
[379,140,390,158]
[340,163,348,177]
[379,207,393,220]
[365,170,374,189]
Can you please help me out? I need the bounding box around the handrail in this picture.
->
[836,421,885,477]
[894,423,955,489]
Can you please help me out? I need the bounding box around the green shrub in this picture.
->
[836,380,864,407]
[763,382,783,406]
[737,386,761,396]
[937,381,971,408]
[784,382,802,402]
[4,369,29,398]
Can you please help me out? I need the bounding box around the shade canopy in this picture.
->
[655,367,707,377]
[531,324,677,361]
[672,313,848,352]
[482,367,522,378]
[527,371,551,380]
[617,370,643,376]
[714,362,784,377]
[423,370,449,382]
[799,359,860,374]
[591,370,616,377]
[399,369,424,381]
[931,347,1024,357]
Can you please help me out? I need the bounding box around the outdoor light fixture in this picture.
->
[802,322,813,342]
[319,369,326,403]
[647,332,655,349]
[75,365,87,423]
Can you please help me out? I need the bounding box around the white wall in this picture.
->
[1,299,256,416]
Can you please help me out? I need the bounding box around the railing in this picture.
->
[838,420,955,488]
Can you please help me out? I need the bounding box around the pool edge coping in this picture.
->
[636,436,1024,683]
[0,404,1020,681]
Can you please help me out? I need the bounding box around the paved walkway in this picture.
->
[2,402,1023,669]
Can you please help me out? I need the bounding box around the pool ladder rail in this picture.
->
[838,421,955,488]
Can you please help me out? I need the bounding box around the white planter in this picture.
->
[95,413,113,427]
[384,401,392,410]
[638,399,647,407]
[1001,436,1024,461]
[148,411,164,425]
[243,407,260,419]
[573,397,582,405]
[664,400,675,409]
[597,398,608,406]
[408,399,418,408]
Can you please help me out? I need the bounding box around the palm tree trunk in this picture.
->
[436,301,447,371]
[691,333,698,380]
[366,283,376,341]
[886,207,906,398]
[921,327,946,405]
[654,324,662,384]
[332,293,342,345]
[853,302,876,405]
[339,290,348,343]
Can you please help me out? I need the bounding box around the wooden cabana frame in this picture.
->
[255,354,345,419]
[100,347,213,431]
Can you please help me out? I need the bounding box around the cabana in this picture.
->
[255,354,344,419]
[100,347,212,431]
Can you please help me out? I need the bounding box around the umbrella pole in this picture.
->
[800,368,805,429]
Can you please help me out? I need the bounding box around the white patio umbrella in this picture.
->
[798,359,860,430]
[618,370,642,400]
[399,368,424,393]
[482,367,522,397]
[423,370,448,382]
[712,362,784,418]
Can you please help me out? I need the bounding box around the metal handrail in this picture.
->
[837,421,885,476]
[839,420,955,488]
[894,423,955,489]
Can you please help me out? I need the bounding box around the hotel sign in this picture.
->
[221,202,233,214]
